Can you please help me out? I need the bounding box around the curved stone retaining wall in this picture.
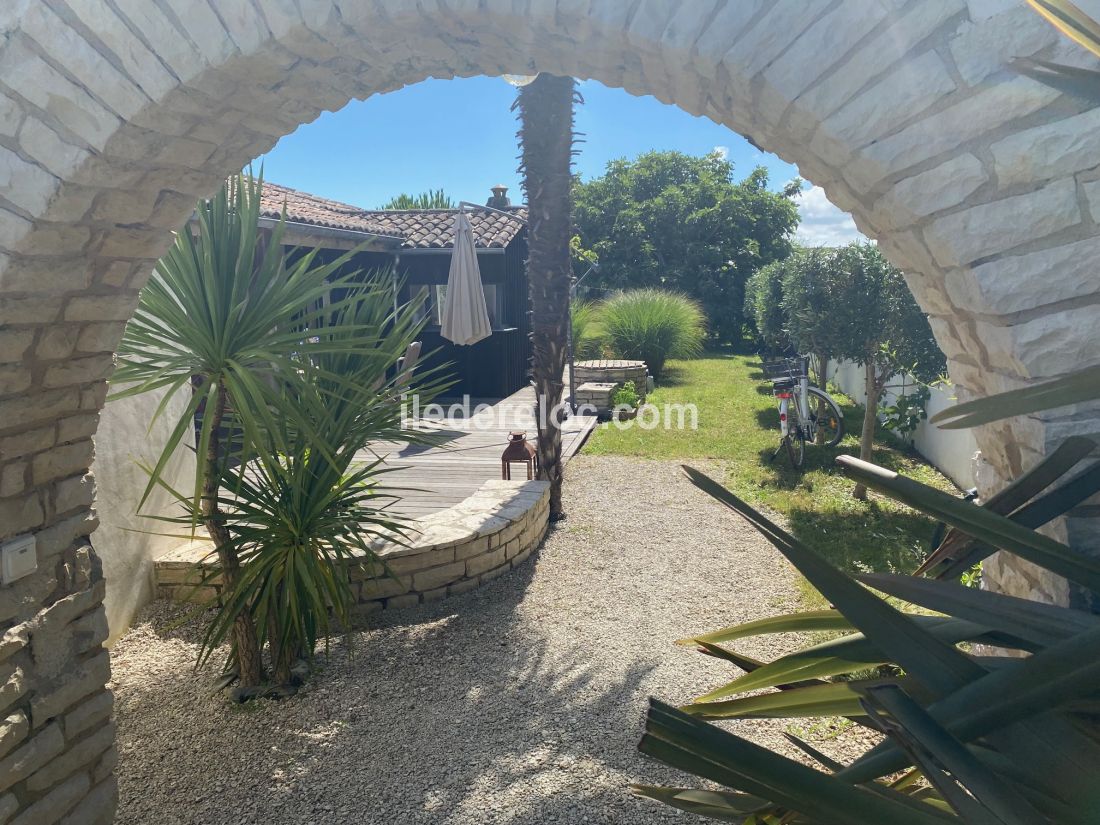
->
[155,480,551,611]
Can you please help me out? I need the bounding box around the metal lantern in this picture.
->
[501,430,538,480]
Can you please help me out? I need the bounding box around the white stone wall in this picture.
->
[1,1,1100,820]
[92,388,195,643]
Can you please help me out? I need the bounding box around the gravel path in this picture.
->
[111,456,870,824]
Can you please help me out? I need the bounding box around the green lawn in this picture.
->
[584,352,959,605]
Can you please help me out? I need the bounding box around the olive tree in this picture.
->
[824,244,945,499]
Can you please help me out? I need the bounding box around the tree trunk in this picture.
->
[516,74,576,520]
[202,381,265,687]
[853,359,880,501]
[814,353,829,446]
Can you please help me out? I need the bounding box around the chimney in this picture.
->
[487,184,511,209]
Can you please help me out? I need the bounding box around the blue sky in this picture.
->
[257,76,863,246]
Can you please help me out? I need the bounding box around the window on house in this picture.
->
[431,282,504,328]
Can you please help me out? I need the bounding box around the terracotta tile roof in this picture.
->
[260,182,527,250]
[353,207,528,250]
[259,182,402,240]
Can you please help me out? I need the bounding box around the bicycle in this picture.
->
[761,356,845,468]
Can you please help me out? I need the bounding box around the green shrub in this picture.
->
[611,380,639,409]
[571,298,605,359]
[600,289,705,379]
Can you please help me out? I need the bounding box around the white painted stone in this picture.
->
[876,154,989,229]
[791,0,965,122]
[108,0,209,82]
[55,0,177,100]
[20,3,151,119]
[824,50,956,147]
[947,235,1100,316]
[923,178,1081,268]
[17,119,90,182]
[991,108,1100,186]
[991,305,1100,378]
[949,4,1057,85]
[855,77,1060,188]
[1085,179,1100,221]
[763,1,894,106]
[0,147,58,218]
[0,41,120,151]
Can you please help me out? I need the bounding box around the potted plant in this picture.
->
[611,380,640,421]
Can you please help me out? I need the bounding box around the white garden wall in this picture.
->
[92,388,195,643]
[829,360,979,490]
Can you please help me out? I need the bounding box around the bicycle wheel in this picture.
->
[807,386,845,448]
[784,405,806,468]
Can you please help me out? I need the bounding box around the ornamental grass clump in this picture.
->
[601,288,705,380]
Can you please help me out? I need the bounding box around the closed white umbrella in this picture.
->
[440,210,492,346]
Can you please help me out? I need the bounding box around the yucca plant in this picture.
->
[600,288,705,380]
[113,170,435,690]
[633,447,1100,823]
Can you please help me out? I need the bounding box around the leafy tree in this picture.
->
[379,189,455,209]
[744,259,788,354]
[572,151,800,344]
[779,247,852,389]
[823,244,945,499]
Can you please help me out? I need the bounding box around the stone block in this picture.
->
[359,575,411,600]
[511,544,535,568]
[0,664,27,715]
[59,775,116,825]
[411,561,465,591]
[31,650,111,727]
[0,625,27,664]
[0,722,63,792]
[824,50,956,148]
[0,364,30,396]
[0,712,29,760]
[421,585,448,602]
[9,770,88,825]
[1084,178,1100,222]
[75,324,125,356]
[91,745,117,784]
[58,415,99,444]
[0,426,56,458]
[36,326,81,361]
[454,537,490,561]
[62,691,112,741]
[385,593,420,610]
[0,494,44,538]
[52,474,96,517]
[0,462,30,501]
[466,548,507,578]
[923,178,1080,268]
[480,564,509,583]
[0,329,33,363]
[991,107,1100,187]
[0,391,82,434]
[947,235,1100,316]
[448,577,480,596]
[0,39,118,151]
[380,549,453,575]
[875,154,988,229]
[64,295,139,323]
[856,77,1059,188]
[26,720,113,792]
[33,441,95,486]
[0,145,58,216]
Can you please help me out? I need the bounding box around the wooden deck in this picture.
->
[355,387,597,517]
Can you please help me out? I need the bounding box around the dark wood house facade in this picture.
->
[259,183,530,399]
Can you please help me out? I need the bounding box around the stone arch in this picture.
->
[2,1,1099,820]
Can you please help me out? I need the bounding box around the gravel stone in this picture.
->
[111,456,875,824]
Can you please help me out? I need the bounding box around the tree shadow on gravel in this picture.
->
[110,539,691,825]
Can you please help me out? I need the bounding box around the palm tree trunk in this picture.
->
[516,74,577,520]
[202,381,265,686]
